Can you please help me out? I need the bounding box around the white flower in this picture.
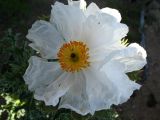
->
[23,0,147,115]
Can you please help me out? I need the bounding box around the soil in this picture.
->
[118,0,160,120]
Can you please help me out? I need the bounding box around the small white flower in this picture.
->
[24,0,147,115]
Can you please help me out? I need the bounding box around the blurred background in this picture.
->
[0,0,159,120]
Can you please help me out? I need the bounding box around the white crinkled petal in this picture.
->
[84,3,127,50]
[59,72,91,115]
[101,7,122,22]
[38,72,75,106]
[23,56,75,106]
[84,68,117,114]
[89,46,113,63]
[68,0,86,10]
[113,23,128,42]
[86,2,121,22]
[83,15,113,49]
[85,2,100,16]
[83,13,128,50]
[26,20,64,59]
[122,43,147,72]
[23,56,63,91]
[103,43,147,73]
[23,56,64,105]
[50,2,85,41]
[88,41,127,65]
[100,61,141,104]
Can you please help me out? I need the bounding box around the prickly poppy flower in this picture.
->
[24,0,147,115]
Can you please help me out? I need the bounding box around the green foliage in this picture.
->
[0,93,26,120]
[121,39,129,46]
[38,15,50,21]
[128,70,143,82]
[0,29,33,120]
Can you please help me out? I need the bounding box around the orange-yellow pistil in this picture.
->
[57,41,90,72]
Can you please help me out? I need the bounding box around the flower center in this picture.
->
[70,53,79,62]
[57,41,90,72]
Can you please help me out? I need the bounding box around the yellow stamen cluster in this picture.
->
[57,41,90,72]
